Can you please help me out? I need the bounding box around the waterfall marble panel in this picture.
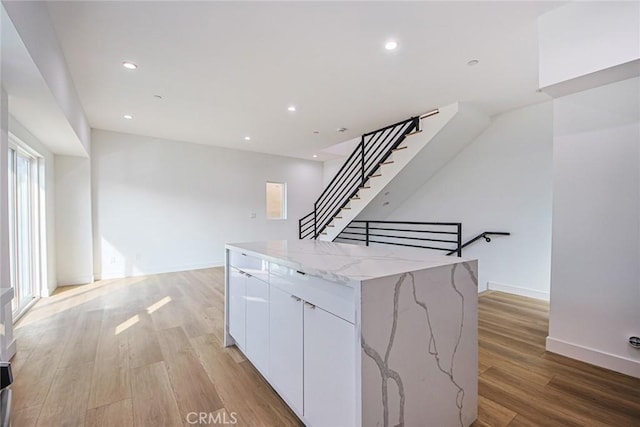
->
[361,262,478,427]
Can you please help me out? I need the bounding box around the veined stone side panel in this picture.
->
[360,261,478,427]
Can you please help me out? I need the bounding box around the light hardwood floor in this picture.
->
[9,268,640,426]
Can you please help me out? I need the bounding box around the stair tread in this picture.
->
[370,174,382,178]
[341,207,352,210]
[359,186,371,190]
[406,130,423,136]
[381,160,395,165]
[392,146,408,151]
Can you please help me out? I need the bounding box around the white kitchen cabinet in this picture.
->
[227,267,246,350]
[303,302,356,427]
[268,285,304,414]
[245,274,270,375]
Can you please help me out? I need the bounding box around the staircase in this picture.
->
[299,102,489,241]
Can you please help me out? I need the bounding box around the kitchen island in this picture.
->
[224,240,478,427]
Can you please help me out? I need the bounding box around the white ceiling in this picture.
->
[46,1,562,160]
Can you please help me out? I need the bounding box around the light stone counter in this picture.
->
[225,240,478,426]
[226,239,465,286]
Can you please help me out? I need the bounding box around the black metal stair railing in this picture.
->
[335,220,463,256]
[333,221,510,257]
[299,116,420,239]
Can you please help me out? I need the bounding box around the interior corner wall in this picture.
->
[385,101,554,299]
[55,155,93,286]
[91,129,324,280]
[9,116,57,296]
[547,77,640,378]
[0,87,9,290]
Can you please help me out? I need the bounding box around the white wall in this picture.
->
[385,102,553,299]
[538,1,640,89]
[547,77,640,378]
[91,129,324,280]
[0,86,16,361]
[9,116,57,295]
[323,157,345,188]
[55,155,93,285]
[0,87,9,290]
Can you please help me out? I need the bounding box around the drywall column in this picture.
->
[0,86,16,360]
[547,77,640,378]
[55,155,93,285]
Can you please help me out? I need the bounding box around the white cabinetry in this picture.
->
[245,275,269,374]
[268,285,304,414]
[227,267,246,350]
[304,303,356,427]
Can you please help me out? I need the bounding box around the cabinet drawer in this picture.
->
[228,250,269,282]
[270,263,355,324]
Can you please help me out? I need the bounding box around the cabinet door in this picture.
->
[269,286,303,414]
[228,267,246,350]
[304,304,356,427]
[245,275,270,374]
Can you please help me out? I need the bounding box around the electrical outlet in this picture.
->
[110,256,116,265]
[250,212,256,219]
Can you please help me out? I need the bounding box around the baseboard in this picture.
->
[98,261,224,280]
[7,338,16,361]
[546,336,640,378]
[487,281,549,301]
[56,275,94,287]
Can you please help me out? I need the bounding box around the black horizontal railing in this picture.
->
[299,115,421,239]
[334,222,511,257]
[334,220,463,256]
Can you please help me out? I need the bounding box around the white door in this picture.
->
[304,304,356,427]
[269,286,303,414]
[7,146,41,316]
[228,267,246,350]
[245,275,270,374]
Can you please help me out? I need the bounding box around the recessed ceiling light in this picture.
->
[244,136,251,141]
[123,114,133,119]
[122,61,138,70]
[312,154,318,158]
[288,105,297,112]
[467,59,479,66]
[337,127,347,133]
[154,94,162,99]
[313,130,320,134]
[385,40,398,51]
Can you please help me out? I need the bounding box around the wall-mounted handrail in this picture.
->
[445,232,511,255]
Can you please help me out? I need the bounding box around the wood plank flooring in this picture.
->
[9,268,640,426]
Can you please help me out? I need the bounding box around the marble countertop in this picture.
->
[226,240,473,286]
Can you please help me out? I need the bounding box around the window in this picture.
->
[266,182,287,220]
[8,139,43,317]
